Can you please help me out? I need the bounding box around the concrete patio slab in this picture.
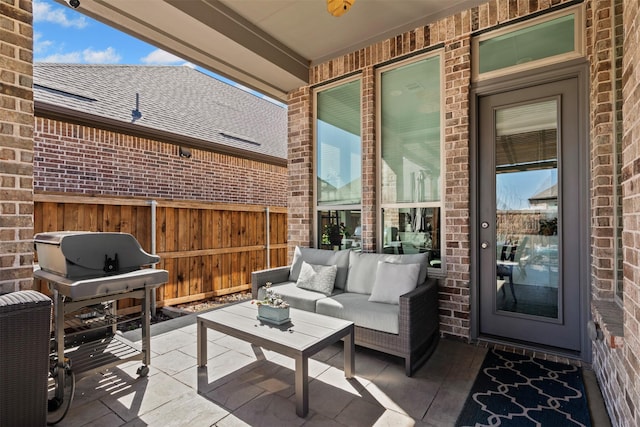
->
[50,313,611,426]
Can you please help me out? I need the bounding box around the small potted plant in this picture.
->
[254,282,290,324]
[322,222,347,248]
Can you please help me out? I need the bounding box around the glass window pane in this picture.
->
[381,207,441,267]
[479,14,575,74]
[381,56,441,204]
[318,209,361,250]
[317,80,361,205]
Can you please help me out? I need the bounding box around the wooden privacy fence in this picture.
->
[34,194,288,310]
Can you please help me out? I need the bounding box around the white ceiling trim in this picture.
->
[63,0,489,101]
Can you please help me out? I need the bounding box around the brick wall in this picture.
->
[442,36,472,338]
[591,1,640,425]
[361,67,376,253]
[0,0,34,293]
[588,0,640,425]
[297,0,578,341]
[589,0,618,300]
[287,87,314,253]
[33,118,287,206]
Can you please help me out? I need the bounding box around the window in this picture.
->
[473,5,584,81]
[378,53,442,267]
[315,79,361,249]
[318,209,362,250]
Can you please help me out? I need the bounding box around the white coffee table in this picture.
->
[197,301,355,417]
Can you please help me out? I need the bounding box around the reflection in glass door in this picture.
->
[494,100,559,319]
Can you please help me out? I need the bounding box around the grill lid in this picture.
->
[35,231,159,277]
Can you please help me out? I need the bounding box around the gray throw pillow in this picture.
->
[345,251,429,294]
[368,261,420,304]
[296,261,337,296]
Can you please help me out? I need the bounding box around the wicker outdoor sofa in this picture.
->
[251,247,440,376]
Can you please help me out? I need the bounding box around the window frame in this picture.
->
[472,4,585,82]
[376,51,445,272]
[313,76,363,248]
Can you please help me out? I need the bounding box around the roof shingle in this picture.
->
[33,64,287,160]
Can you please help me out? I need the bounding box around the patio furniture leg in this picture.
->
[197,319,207,367]
[295,354,309,417]
[405,356,412,376]
[344,327,354,378]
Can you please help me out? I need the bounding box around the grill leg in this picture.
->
[54,290,66,402]
[141,287,152,366]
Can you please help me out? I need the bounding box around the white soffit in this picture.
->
[68,0,488,101]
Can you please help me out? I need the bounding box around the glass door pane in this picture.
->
[494,100,559,318]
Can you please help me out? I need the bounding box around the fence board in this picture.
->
[165,207,177,252]
[64,204,79,230]
[221,253,231,289]
[177,256,189,298]
[177,208,188,251]
[121,205,133,234]
[203,209,213,250]
[190,209,201,251]
[190,256,202,296]
[212,254,222,291]
[231,252,240,290]
[137,206,149,250]
[33,194,288,309]
[84,204,98,231]
[222,211,232,248]
[163,257,177,300]
[41,203,56,231]
[203,254,214,294]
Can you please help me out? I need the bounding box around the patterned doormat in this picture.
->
[456,348,592,426]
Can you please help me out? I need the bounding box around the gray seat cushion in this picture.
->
[258,282,342,312]
[289,246,351,289]
[316,293,400,334]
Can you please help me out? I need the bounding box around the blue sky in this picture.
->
[32,0,280,104]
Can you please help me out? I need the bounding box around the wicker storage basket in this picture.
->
[0,290,52,426]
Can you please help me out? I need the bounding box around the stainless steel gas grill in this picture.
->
[33,231,168,424]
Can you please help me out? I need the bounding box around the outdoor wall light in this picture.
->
[64,0,80,9]
[179,147,192,158]
[327,0,355,17]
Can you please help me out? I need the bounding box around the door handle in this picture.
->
[481,241,489,249]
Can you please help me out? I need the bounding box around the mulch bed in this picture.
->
[116,291,253,332]
[173,291,252,313]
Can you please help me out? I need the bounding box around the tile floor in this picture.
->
[53,313,611,427]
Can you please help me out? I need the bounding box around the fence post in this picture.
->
[266,207,271,269]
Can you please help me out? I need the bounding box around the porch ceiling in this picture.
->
[65,0,486,101]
